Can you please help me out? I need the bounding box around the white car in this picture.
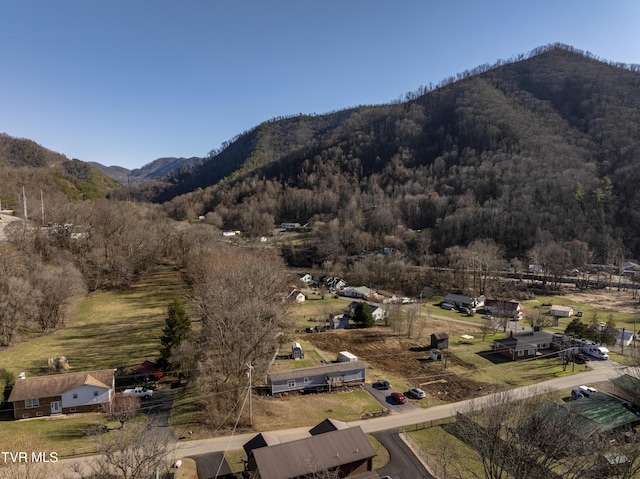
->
[407,387,426,399]
[579,385,597,396]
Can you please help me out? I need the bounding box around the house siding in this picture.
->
[61,385,113,408]
[268,363,366,394]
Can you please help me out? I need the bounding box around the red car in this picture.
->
[390,392,406,404]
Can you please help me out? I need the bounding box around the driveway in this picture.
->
[365,383,419,413]
[373,429,435,479]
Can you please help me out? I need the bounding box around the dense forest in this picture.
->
[119,44,640,268]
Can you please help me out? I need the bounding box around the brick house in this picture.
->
[8,369,115,419]
[493,331,553,361]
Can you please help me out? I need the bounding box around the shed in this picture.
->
[330,315,350,330]
[431,332,449,349]
[430,349,443,361]
[338,351,358,362]
[291,342,304,359]
[551,305,574,318]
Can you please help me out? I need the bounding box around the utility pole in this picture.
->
[40,190,45,224]
[247,362,254,427]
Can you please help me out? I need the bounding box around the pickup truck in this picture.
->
[122,387,153,399]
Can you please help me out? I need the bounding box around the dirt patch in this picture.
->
[308,329,495,402]
[563,288,640,314]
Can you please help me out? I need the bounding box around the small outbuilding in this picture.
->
[430,349,444,361]
[291,342,304,359]
[431,332,449,350]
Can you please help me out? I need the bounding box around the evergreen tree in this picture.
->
[159,298,191,368]
[353,302,375,328]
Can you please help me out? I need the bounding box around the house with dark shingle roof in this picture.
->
[8,369,115,419]
[493,330,553,361]
[244,420,376,479]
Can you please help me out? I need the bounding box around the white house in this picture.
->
[300,273,313,284]
[370,305,387,321]
[8,369,115,419]
[550,305,574,318]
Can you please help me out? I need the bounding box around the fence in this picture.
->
[400,417,456,479]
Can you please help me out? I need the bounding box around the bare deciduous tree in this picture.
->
[188,246,292,428]
[109,393,141,429]
[77,419,172,479]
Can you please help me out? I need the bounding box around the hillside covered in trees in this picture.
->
[0,133,120,212]
[135,44,640,266]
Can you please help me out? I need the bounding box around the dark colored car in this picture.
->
[390,392,407,404]
[374,380,391,390]
[575,353,590,364]
[571,389,585,400]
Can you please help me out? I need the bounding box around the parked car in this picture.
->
[460,307,470,314]
[571,389,585,400]
[579,385,597,396]
[374,380,391,390]
[482,314,494,320]
[407,388,426,399]
[122,386,153,399]
[390,392,406,404]
[575,353,590,364]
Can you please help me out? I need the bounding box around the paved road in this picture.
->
[171,358,625,455]
[56,359,626,477]
[373,429,434,479]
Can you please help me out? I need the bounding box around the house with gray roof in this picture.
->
[246,423,376,479]
[8,369,115,419]
[493,330,553,361]
[612,374,640,408]
[267,361,366,395]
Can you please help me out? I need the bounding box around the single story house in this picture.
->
[342,286,374,299]
[485,299,524,319]
[443,293,485,310]
[8,369,115,419]
[550,305,574,318]
[245,422,376,479]
[267,361,366,395]
[345,302,386,321]
[493,330,554,361]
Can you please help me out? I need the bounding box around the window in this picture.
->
[22,414,29,419]
[36,412,43,417]
[94,391,99,396]
[303,377,310,384]
[73,393,78,399]
[517,350,524,357]
[529,349,535,355]
[70,408,76,413]
[287,379,296,388]
[24,398,39,408]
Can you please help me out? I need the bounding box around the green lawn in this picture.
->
[0,414,121,456]
[0,264,188,456]
[0,264,187,376]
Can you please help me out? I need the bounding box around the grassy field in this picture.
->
[0,414,121,456]
[408,425,484,478]
[0,264,188,455]
[0,264,186,376]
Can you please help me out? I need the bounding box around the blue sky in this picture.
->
[1,1,639,170]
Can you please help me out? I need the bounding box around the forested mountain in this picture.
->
[90,156,203,184]
[144,44,640,263]
[0,133,119,212]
